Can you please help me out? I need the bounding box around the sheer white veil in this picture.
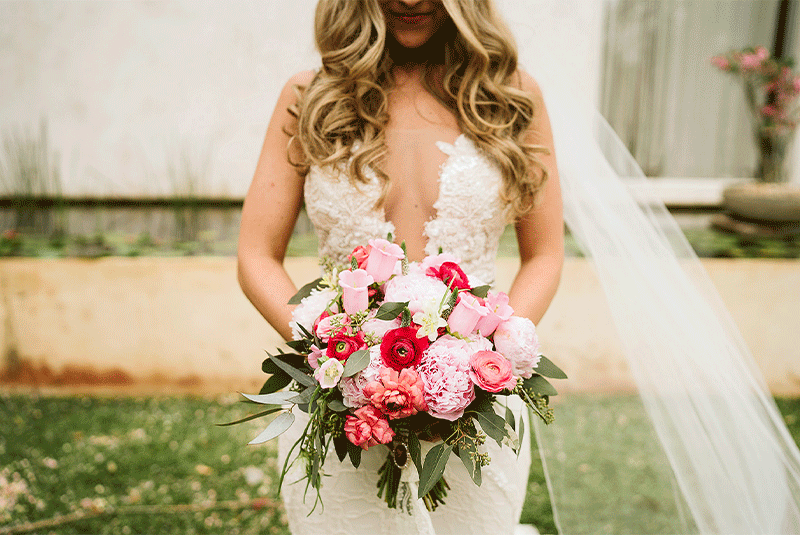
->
[504,1,800,533]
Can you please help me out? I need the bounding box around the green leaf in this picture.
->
[502,422,520,453]
[475,410,508,446]
[287,386,315,405]
[505,405,516,431]
[470,285,491,298]
[374,301,409,321]
[270,354,316,387]
[408,432,422,474]
[342,349,370,378]
[286,339,308,353]
[458,445,482,486]
[241,391,297,405]
[535,355,568,379]
[259,372,292,395]
[327,399,348,412]
[248,412,296,444]
[418,443,453,499]
[347,441,362,468]
[401,308,411,328]
[518,410,525,455]
[333,435,349,462]
[523,375,558,397]
[216,407,281,427]
[288,277,323,305]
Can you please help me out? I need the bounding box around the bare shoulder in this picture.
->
[513,69,545,104]
[287,69,317,88]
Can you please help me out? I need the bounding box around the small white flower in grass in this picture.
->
[412,299,447,341]
[314,358,344,389]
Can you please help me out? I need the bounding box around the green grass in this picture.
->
[2,394,799,534]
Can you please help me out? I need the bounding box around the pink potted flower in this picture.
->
[339,269,374,314]
[365,238,404,283]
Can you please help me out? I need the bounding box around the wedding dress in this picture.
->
[278,133,534,535]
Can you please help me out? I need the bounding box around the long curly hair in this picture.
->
[289,0,551,218]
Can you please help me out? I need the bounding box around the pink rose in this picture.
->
[364,367,426,419]
[344,405,395,450]
[327,331,367,362]
[469,350,517,393]
[476,291,514,337]
[447,293,488,336]
[348,244,371,270]
[365,239,404,283]
[338,269,374,314]
[315,313,349,342]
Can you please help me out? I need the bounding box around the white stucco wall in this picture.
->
[0,0,604,198]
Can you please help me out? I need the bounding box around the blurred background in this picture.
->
[1,1,799,534]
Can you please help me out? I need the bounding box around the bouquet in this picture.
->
[226,237,566,512]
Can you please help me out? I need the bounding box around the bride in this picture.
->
[238,0,800,534]
[237,0,560,533]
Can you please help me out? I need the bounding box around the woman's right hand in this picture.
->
[237,70,316,341]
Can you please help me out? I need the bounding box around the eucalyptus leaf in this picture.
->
[270,355,316,388]
[408,432,422,474]
[216,407,281,427]
[518,410,525,456]
[470,285,491,298]
[458,446,482,486]
[241,391,297,405]
[502,422,520,453]
[287,386,316,405]
[418,443,453,499]
[259,372,292,395]
[342,349,370,378]
[288,277,323,305]
[374,301,409,321]
[534,355,568,379]
[475,411,508,446]
[327,399,348,412]
[505,405,516,431]
[248,411,296,445]
[523,375,558,397]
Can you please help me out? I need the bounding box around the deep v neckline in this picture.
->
[379,133,467,253]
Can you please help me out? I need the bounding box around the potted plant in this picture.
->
[711,46,800,224]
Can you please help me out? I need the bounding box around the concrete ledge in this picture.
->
[1,257,798,395]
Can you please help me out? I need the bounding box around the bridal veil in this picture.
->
[504,1,800,533]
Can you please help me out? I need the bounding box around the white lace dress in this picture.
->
[278,134,533,535]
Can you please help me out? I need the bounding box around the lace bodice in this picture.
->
[303,134,510,284]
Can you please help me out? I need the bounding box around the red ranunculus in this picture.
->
[427,261,470,290]
[380,326,429,371]
[326,331,366,362]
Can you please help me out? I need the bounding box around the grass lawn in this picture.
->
[1,394,799,534]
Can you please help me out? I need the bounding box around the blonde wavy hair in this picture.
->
[289,0,551,218]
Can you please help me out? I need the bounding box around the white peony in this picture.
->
[382,271,449,317]
[493,316,541,378]
[290,288,338,340]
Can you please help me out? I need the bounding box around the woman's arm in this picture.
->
[507,71,564,325]
[237,70,315,341]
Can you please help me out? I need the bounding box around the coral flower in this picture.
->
[344,405,395,450]
[364,368,426,419]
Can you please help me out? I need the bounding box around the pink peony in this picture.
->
[469,350,517,393]
[338,269,374,314]
[416,336,475,421]
[476,291,514,337]
[365,238,405,283]
[339,346,383,408]
[447,293,488,336]
[344,405,395,450]
[493,316,542,379]
[364,367,426,419]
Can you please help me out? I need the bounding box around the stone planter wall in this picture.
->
[1,258,798,395]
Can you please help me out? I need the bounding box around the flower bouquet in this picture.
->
[225,237,566,512]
